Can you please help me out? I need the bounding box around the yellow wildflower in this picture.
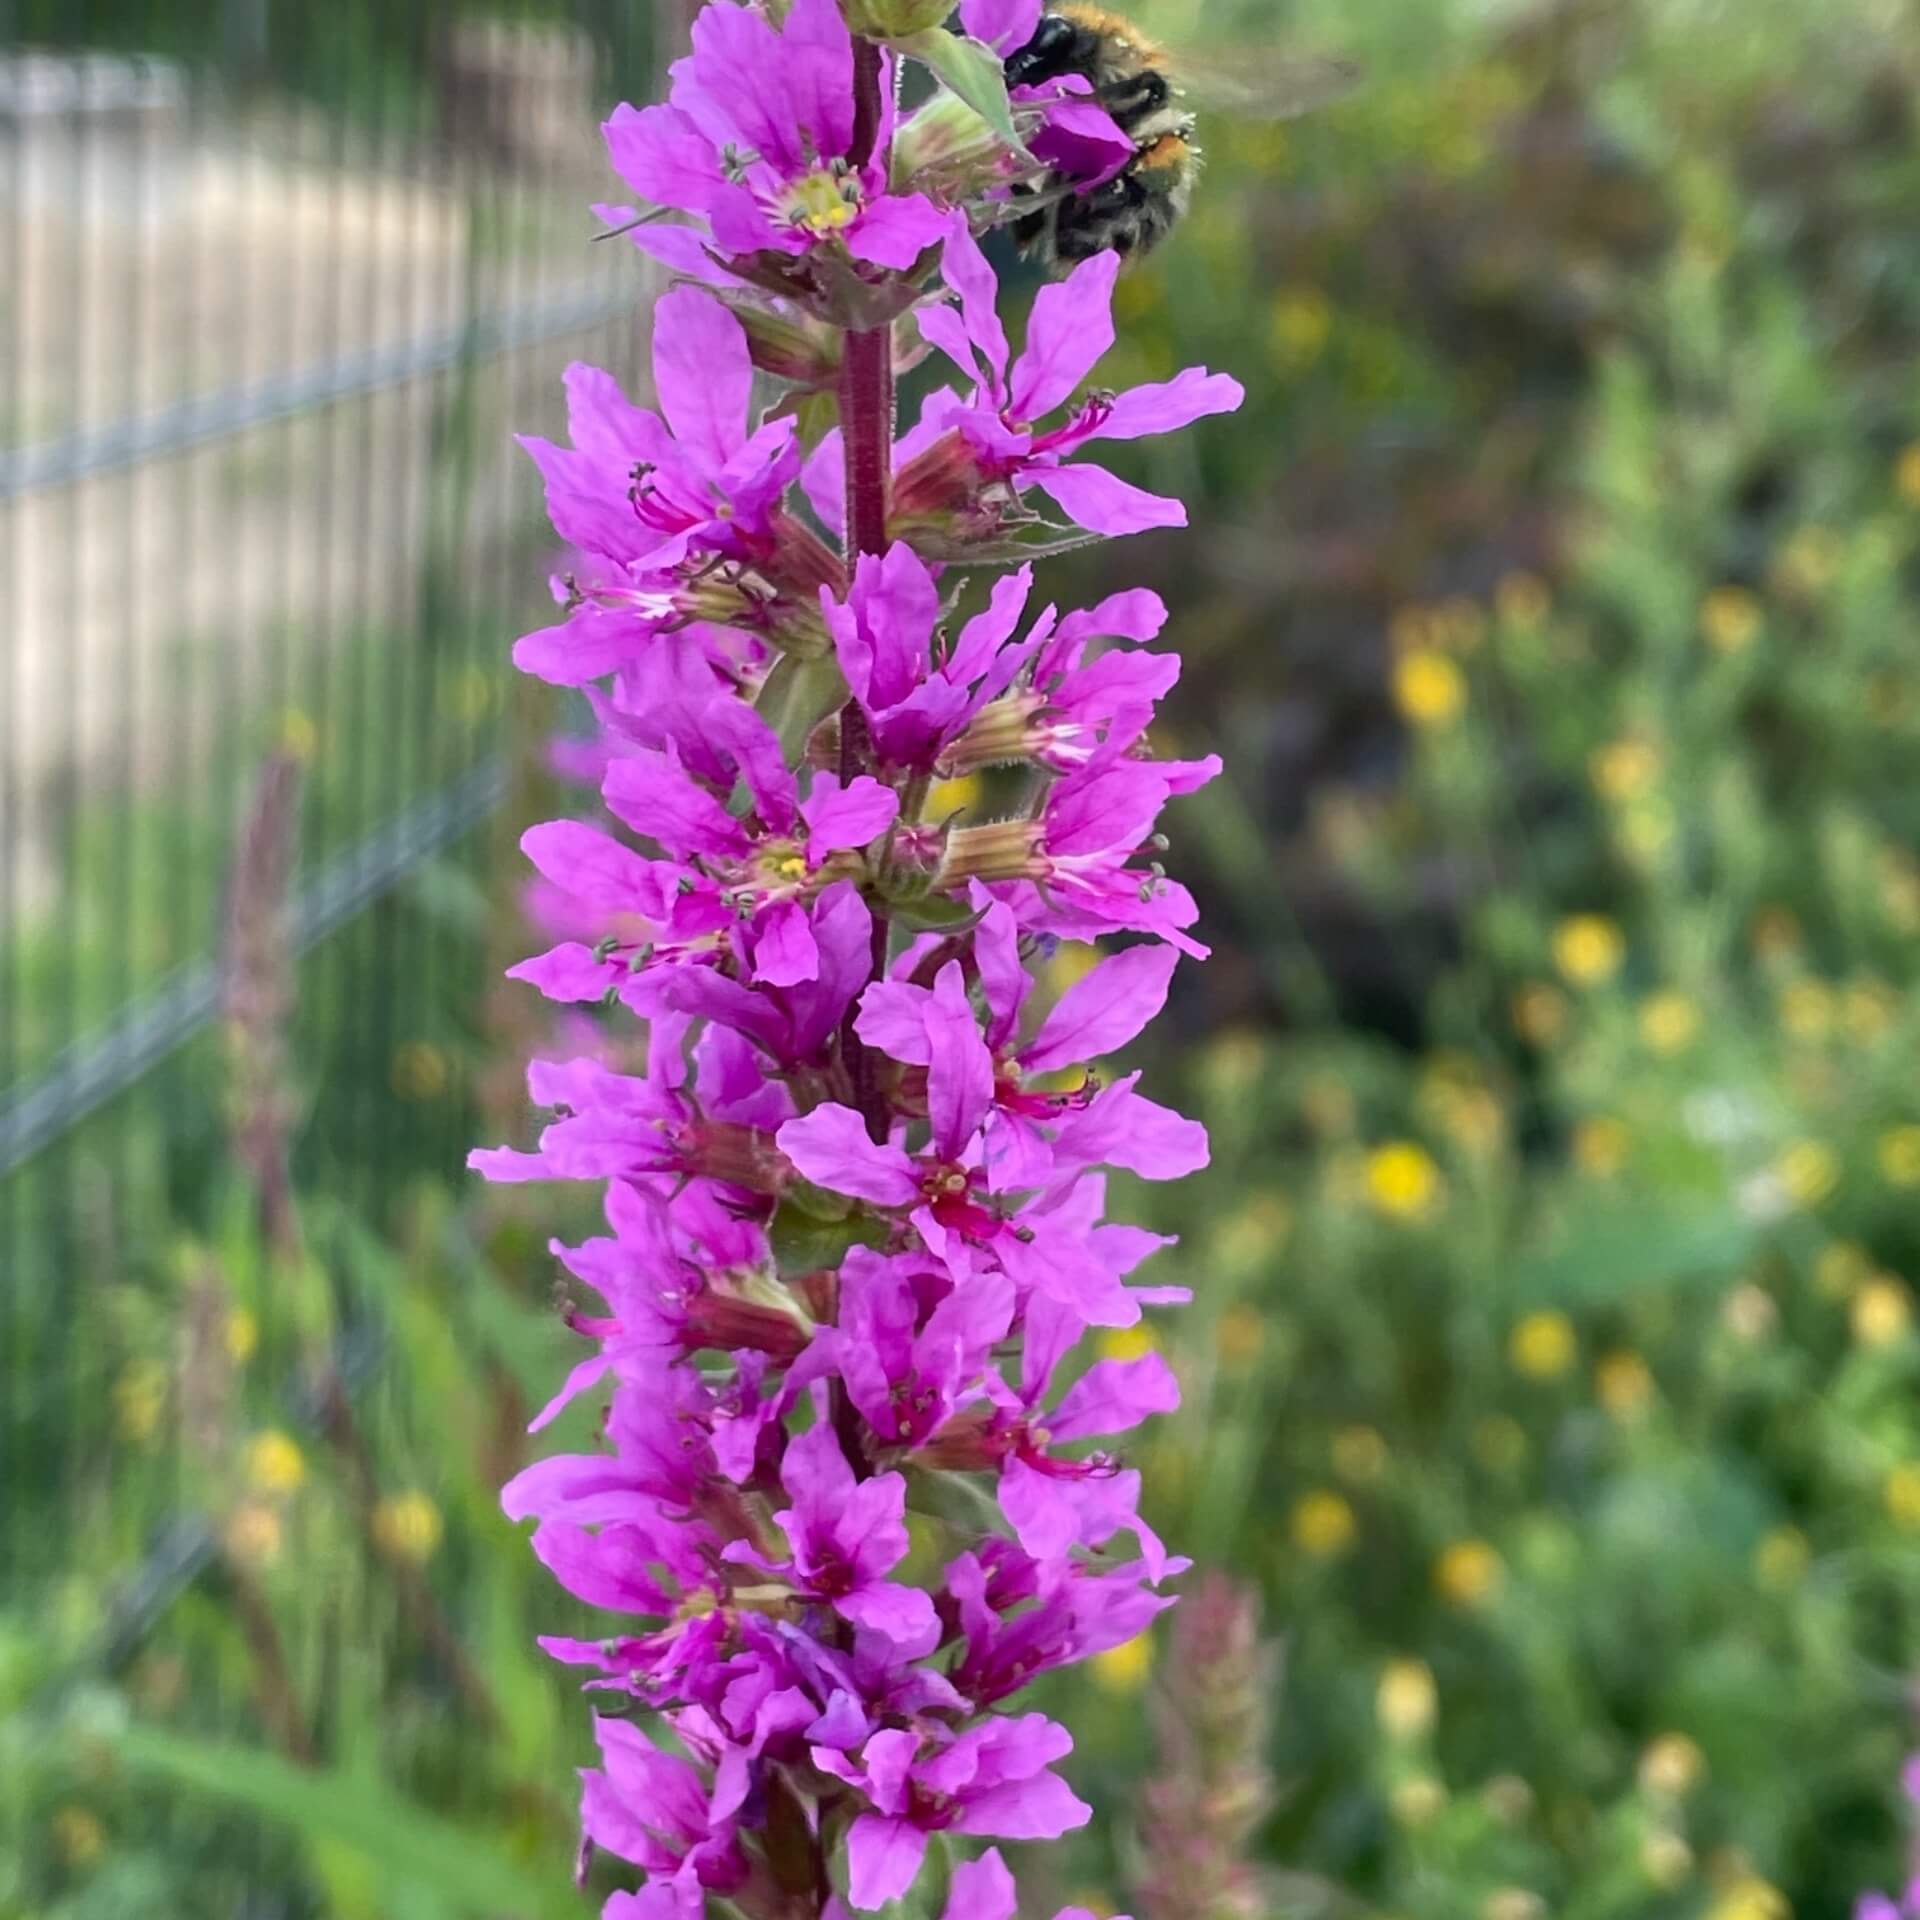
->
[113,1361,168,1446]
[372,1491,445,1564]
[1365,1141,1444,1220]
[1376,1658,1437,1739]
[1091,1632,1155,1695]
[1774,1140,1838,1208]
[51,1807,106,1868]
[1777,979,1834,1042]
[1699,585,1762,654]
[1573,1116,1629,1178]
[1214,1194,1292,1272]
[1269,288,1332,368]
[1721,1285,1777,1342]
[1815,1241,1870,1300]
[225,1308,259,1366]
[1495,571,1551,625]
[1754,1526,1810,1589]
[1590,737,1660,802]
[1552,914,1624,988]
[1846,980,1898,1043]
[1393,648,1466,728]
[1198,1028,1265,1099]
[1641,1831,1695,1889]
[277,707,318,762]
[1482,1776,1535,1823]
[1773,525,1841,596]
[1896,440,1920,506]
[1509,1310,1576,1380]
[224,1502,284,1569]
[1291,1490,1357,1559]
[1639,990,1700,1055]
[245,1429,306,1496]
[391,1041,450,1101]
[1886,1465,1920,1529]
[1391,1777,1447,1825]
[1214,1303,1266,1371]
[1879,1126,1920,1188]
[1639,1733,1706,1799]
[1852,1277,1913,1347]
[1434,1539,1504,1607]
[1596,1350,1654,1418]
[1708,1876,1789,1920]
[447,663,495,723]
[1511,983,1567,1046]
[1482,1894,1544,1920]
[1332,1425,1388,1485]
[1751,907,1805,960]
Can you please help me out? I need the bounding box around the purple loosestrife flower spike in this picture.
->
[1132,1572,1280,1920]
[477,5,1245,1912]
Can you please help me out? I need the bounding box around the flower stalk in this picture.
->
[475,2,1247,1913]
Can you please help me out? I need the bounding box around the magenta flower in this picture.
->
[725,1422,939,1642]
[813,1713,1091,1910]
[579,1716,750,1900]
[482,7,1240,1911]
[831,1246,1014,1448]
[604,0,947,272]
[911,223,1245,536]
[514,290,816,691]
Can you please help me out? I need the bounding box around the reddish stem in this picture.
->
[836,33,897,1148]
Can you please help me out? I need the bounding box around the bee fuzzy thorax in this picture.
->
[1004,6,1197,272]
[1003,7,1357,273]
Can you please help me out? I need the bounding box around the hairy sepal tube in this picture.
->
[472,2,1244,1913]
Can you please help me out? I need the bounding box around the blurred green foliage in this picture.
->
[13,0,1920,1915]
[1038,0,1920,1914]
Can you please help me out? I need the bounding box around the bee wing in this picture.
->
[1170,46,1364,121]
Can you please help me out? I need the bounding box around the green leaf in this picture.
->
[113,1726,578,1920]
[891,29,1027,154]
[770,1201,889,1277]
[755,654,849,772]
[885,890,985,933]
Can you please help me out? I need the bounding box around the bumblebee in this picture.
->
[1002,4,1359,271]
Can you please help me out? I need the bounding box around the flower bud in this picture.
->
[717,294,843,389]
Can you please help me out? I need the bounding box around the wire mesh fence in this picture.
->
[0,3,665,1896]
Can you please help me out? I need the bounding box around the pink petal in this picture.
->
[1026,460,1186,536]
[846,193,951,270]
[925,962,995,1161]
[521,820,657,907]
[652,286,751,471]
[846,1814,929,1912]
[1022,942,1178,1073]
[1086,366,1245,442]
[854,979,935,1065]
[751,900,821,987]
[942,1849,1020,1920]
[1010,250,1118,420]
[958,0,1041,54]
[777,1105,920,1206]
[954,1771,1093,1841]
[802,775,901,857]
